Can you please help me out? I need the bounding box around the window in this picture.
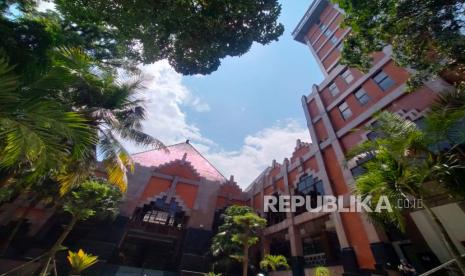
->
[328,82,339,96]
[414,117,426,129]
[351,153,374,178]
[337,43,344,51]
[366,131,379,141]
[319,23,327,31]
[141,196,185,229]
[350,165,367,178]
[367,120,382,140]
[330,35,338,45]
[266,193,287,226]
[354,88,370,105]
[295,175,324,213]
[373,71,395,91]
[143,210,169,225]
[303,238,324,255]
[324,28,332,37]
[342,70,354,84]
[297,175,324,196]
[338,101,352,120]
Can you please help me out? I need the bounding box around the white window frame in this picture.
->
[342,70,354,84]
[354,88,370,105]
[338,101,352,120]
[328,82,339,96]
[373,71,395,91]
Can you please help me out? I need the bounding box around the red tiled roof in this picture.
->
[131,142,227,183]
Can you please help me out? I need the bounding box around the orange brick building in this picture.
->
[0,141,248,274]
[2,1,465,276]
[114,141,247,272]
[241,0,465,275]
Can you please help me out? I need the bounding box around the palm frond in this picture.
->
[99,129,134,192]
[0,55,19,105]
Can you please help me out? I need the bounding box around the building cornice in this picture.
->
[292,0,329,44]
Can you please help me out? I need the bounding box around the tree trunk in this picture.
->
[40,216,78,276]
[0,196,38,256]
[422,202,465,274]
[243,244,249,276]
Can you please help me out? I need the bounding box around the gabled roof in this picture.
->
[131,141,227,183]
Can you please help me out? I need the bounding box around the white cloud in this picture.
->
[34,2,310,189]
[37,0,56,12]
[126,61,309,189]
[185,94,211,112]
[202,120,309,188]
[124,61,214,154]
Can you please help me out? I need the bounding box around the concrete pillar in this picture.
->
[281,158,305,276]
[262,236,271,256]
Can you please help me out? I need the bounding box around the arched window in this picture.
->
[266,193,286,226]
[295,174,324,215]
[140,196,185,229]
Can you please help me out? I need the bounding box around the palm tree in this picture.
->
[259,254,289,272]
[32,48,164,193]
[0,52,95,189]
[348,111,465,273]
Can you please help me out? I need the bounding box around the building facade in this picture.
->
[2,1,465,276]
[0,141,248,274]
[115,141,247,272]
[240,0,465,275]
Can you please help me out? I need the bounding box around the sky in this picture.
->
[38,0,324,188]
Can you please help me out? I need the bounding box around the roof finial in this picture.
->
[182,153,187,161]
[186,139,190,144]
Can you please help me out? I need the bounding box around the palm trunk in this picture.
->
[243,244,249,276]
[0,197,37,256]
[40,216,78,276]
[422,202,465,274]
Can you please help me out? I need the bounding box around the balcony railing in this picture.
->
[127,219,184,238]
[304,253,327,267]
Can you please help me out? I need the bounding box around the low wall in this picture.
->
[269,265,344,276]
[269,271,292,276]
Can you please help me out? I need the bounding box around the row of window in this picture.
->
[329,69,354,96]
[317,21,339,48]
[296,174,324,196]
[336,70,396,120]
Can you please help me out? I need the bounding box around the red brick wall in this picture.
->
[308,99,320,118]
[158,163,201,181]
[323,49,340,70]
[140,177,171,203]
[314,119,329,142]
[175,183,198,209]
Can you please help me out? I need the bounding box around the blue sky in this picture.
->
[37,0,324,187]
[182,0,323,151]
[129,0,324,187]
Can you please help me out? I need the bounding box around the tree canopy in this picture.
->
[211,205,266,276]
[50,0,284,75]
[333,0,465,88]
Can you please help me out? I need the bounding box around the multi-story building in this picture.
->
[242,0,465,275]
[2,1,465,276]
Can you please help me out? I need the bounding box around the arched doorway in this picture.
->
[118,196,188,271]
